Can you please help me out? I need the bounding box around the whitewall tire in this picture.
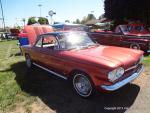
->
[73,73,93,98]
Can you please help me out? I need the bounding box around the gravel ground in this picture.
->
[125,67,150,113]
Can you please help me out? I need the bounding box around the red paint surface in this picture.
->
[21,25,53,45]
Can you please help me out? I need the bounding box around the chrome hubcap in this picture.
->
[73,74,92,96]
[133,46,138,49]
[130,44,140,50]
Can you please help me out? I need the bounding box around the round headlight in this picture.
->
[108,70,117,82]
[116,67,124,78]
[108,67,124,82]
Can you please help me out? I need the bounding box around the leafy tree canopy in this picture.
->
[104,0,150,23]
[27,17,49,25]
[75,19,80,24]
[38,17,49,25]
[27,17,37,25]
[104,0,150,28]
[65,20,70,23]
[86,14,96,21]
[74,14,96,24]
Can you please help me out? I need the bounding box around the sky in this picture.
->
[0,0,104,27]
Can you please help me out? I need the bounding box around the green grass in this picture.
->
[0,40,36,113]
[143,54,150,66]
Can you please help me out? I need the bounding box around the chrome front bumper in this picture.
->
[101,65,144,91]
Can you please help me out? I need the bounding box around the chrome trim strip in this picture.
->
[125,64,139,72]
[125,35,144,38]
[92,33,124,37]
[101,65,144,91]
[33,63,68,80]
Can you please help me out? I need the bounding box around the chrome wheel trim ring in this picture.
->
[130,44,140,50]
[73,74,92,97]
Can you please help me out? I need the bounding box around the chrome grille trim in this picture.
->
[125,63,140,72]
[101,65,144,91]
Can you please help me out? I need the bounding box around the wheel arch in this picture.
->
[69,69,89,79]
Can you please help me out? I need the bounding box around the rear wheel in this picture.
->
[25,54,32,68]
[130,43,140,50]
[72,72,93,98]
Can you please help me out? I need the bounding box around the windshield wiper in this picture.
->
[67,44,99,51]
[86,43,99,48]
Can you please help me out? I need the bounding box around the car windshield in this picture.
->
[134,26,145,32]
[58,32,97,50]
[120,25,146,33]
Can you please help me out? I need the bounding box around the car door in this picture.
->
[30,35,45,65]
[110,26,124,46]
[109,33,124,46]
[39,34,66,75]
[89,32,109,45]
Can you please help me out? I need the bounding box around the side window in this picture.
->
[127,26,132,32]
[115,27,121,33]
[35,37,42,47]
[42,35,59,50]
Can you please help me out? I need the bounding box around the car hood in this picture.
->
[68,45,143,70]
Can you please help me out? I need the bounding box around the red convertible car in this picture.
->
[21,31,144,98]
[90,24,150,53]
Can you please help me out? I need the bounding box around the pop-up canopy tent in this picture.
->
[19,25,53,46]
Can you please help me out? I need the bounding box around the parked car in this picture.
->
[10,28,20,39]
[21,31,144,98]
[1,28,21,40]
[90,24,150,53]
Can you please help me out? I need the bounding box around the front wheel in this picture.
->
[72,73,93,98]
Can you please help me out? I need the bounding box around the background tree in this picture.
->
[99,14,105,20]
[81,14,96,24]
[80,16,87,24]
[38,17,49,25]
[73,14,96,24]
[65,20,70,23]
[104,0,150,28]
[74,19,80,24]
[16,25,22,30]
[27,17,37,25]
[86,14,96,21]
